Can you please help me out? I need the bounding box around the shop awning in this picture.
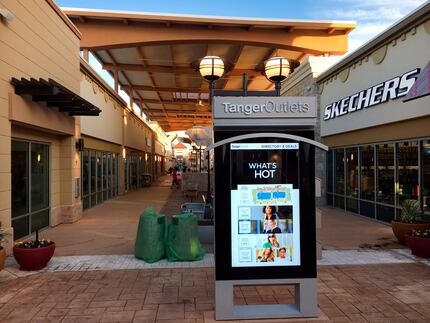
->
[11,77,102,116]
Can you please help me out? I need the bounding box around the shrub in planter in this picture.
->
[391,200,430,244]
[13,230,55,271]
[0,221,7,270]
[405,229,430,258]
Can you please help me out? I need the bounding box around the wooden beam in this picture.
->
[327,28,336,35]
[83,49,89,62]
[134,98,209,106]
[102,63,262,77]
[136,46,169,119]
[122,85,209,94]
[73,20,351,55]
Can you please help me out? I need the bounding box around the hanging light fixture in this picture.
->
[264,56,292,96]
[199,55,224,81]
[264,56,291,82]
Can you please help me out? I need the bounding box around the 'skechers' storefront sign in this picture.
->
[214,96,317,119]
[323,68,420,121]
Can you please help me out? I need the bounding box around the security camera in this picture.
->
[0,8,14,23]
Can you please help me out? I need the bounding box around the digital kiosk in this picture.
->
[210,96,326,320]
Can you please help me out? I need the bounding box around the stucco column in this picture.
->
[0,100,13,253]
[52,117,82,225]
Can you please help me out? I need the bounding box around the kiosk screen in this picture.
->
[230,142,300,267]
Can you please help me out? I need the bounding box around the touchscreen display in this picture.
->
[230,142,301,267]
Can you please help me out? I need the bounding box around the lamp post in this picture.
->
[263,56,292,96]
[199,55,225,100]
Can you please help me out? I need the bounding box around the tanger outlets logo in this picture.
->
[248,162,277,178]
[324,68,420,121]
[223,100,309,116]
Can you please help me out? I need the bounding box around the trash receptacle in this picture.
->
[166,213,205,262]
[135,206,165,263]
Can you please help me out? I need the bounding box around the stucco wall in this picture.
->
[319,20,430,140]
[0,0,81,248]
[80,73,123,145]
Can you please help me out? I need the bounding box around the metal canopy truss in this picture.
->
[65,9,355,131]
[11,77,102,116]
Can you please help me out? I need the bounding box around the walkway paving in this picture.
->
[0,263,430,322]
[2,175,429,322]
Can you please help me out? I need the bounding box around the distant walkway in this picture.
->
[21,177,402,256]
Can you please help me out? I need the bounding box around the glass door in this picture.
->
[11,140,50,240]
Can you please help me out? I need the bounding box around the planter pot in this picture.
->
[391,221,430,245]
[13,243,55,271]
[405,235,430,258]
[0,247,5,270]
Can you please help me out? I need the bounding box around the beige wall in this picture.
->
[0,0,81,250]
[80,73,123,145]
[124,111,151,152]
[319,20,430,138]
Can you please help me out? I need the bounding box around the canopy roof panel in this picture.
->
[64,8,355,131]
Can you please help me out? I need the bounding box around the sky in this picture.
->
[57,0,428,52]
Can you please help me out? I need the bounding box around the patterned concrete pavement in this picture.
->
[1,176,430,322]
[0,263,430,322]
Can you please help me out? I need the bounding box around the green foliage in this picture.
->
[14,239,53,249]
[398,199,429,223]
[409,229,430,238]
[0,221,7,246]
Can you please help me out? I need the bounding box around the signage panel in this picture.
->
[213,96,317,119]
[230,143,301,268]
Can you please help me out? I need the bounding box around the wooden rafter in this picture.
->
[121,84,208,93]
[136,46,169,119]
[102,63,263,77]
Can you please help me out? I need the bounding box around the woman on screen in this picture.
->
[262,206,279,233]
[263,234,280,248]
[257,247,275,262]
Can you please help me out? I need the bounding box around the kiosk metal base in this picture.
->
[215,278,317,320]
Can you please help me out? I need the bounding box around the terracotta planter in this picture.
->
[0,247,5,270]
[13,243,55,271]
[405,235,430,258]
[391,221,430,245]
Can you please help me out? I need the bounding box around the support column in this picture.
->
[0,97,13,253]
[52,117,82,224]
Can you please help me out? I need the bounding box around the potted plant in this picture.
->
[405,229,430,258]
[0,221,7,270]
[392,199,430,244]
[13,230,55,271]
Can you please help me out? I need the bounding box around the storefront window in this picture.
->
[346,147,358,198]
[423,140,430,214]
[335,148,345,195]
[11,141,29,218]
[83,149,119,210]
[90,151,97,205]
[327,150,333,193]
[360,145,375,201]
[397,141,419,205]
[82,150,90,209]
[376,144,394,205]
[11,140,50,239]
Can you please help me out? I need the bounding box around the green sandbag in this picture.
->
[166,213,205,262]
[135,206,165,263]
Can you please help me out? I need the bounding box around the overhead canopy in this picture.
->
[64,8,355,131]
[11,77,102,116]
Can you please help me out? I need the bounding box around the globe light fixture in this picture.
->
[199,55,224,81]
[264,56,291,95]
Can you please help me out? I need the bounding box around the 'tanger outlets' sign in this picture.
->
[213,97,316,119]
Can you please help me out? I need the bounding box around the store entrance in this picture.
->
[11,140,50,240]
